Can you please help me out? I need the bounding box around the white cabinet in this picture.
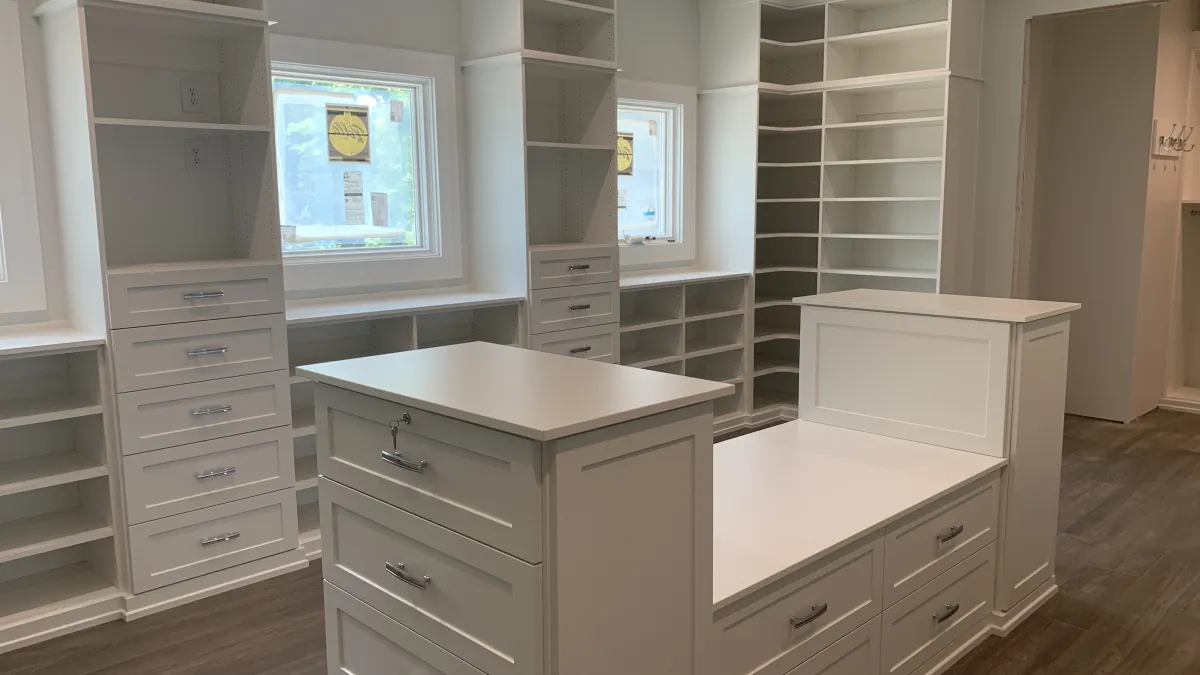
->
[788,616,882,675]
[106,263,284,331]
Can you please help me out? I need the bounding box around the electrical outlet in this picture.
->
[185,140,204,172]
[180,79,204,114]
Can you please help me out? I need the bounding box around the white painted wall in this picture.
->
[269,0,462,57]
[974,0,1159,299]
[616,0,701,86]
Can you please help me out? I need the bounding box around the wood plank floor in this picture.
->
[6,410,1200,674]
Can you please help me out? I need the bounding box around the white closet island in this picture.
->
[302,290,1078,675]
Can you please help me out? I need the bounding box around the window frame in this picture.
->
[616,79,697,271]
[270,35,464,293]
[0,0,47,316]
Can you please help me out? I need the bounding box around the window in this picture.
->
[270,36,464,293]
[0,0,47,316]
[616,80,696,270]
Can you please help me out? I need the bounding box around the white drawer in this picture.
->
[111,314,289,392]
[128,490,298,593]
[118,370,292,455]
[123,427,296,524]
[529,244,619,290]
[107,263,284,330]
[316,385,542,563]
[788,616,881,675]
[529,323,619,363]
[529,283,620,335]
[883,477,999,606]
[324,581,485,675]
[320,478,542,675]
[881,543,996,675]
[714,535,884,675]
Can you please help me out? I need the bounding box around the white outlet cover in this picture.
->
[185,140,204,171]
[180,78,204,113]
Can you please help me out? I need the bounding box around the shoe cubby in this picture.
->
[826,0,949,39]
[757,201,821,236]
[754,372,798,411]
[686,280,746,319]
[759,91,823,130]
[0,479,112,569]
[288,317,415,371]
[0,541,118,635]
[761,41,824,88]
[686,349,744,383]
[820,272,938,293]
[822,237,939,277]
[755,339,800,376]
[715,383,745,419]
[685,315,744,356]
[621,285,684,330]
[824,122,945,162]
[756,236,819,271]
[755,271,818,306]
[621,324,683,368]
[761,4,826,44]
[524,62,616,146]
[523,0,616,64]
[759,129,822,165]
[758,165,821,201]
[825,23,948,82]
[0,418,108,500]
[823,200,941,236]
[0,352,102,431]
[416,306,523,349]
[824,162,942,200]
[526,146,617,245]
[825,78,946,126]
[647,360,684,376]
[755,305,803,340]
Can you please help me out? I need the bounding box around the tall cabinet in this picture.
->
[37,0,305,614]
[699,0,983,425]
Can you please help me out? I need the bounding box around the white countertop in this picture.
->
[0,322,106,358]
[795,289,1080,323]
[620,267,749,290]
[296,342,734,441]
[286,286,525,326]
[712,420,1006,609]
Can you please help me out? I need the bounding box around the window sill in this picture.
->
[285,286,525,326]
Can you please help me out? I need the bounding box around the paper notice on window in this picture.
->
[618,189,628,209]
[328,104,371,163]
[371,193,389,228]
[391,100,405,124]
[344,171,366,226]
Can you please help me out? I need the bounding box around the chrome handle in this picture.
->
[937,525,965,544]
[569,346,593,354]
[934,603,961,624]
[382,450,428,474]
[385,562,431,590]
[790,603,828,630]
[196,467,237,480]
[192,405,233,417]
[568,304,592,311]
[187,346,229,358]
[568,264,592,271]
[201,532,241,546]
[183,291,226,300]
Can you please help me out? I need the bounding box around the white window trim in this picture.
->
[617,79,697,271]
[0,0,47,315]
[270,35,464,293]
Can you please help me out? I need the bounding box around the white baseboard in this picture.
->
[124,550,309,620]
[991,576,1058,636]
[1160,388,1200,414]
[0,598,124,656]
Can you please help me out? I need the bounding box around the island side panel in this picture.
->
[543,404,714,675]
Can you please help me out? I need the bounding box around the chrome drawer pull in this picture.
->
[382,450,428,474]
[201,532,241,546]
[568,264,592,271]
[192,405,233,417]
[187,346,230,358]
[934,603,961,624]
[937,525,965,544]
[790,603,828,630]
[568,304,592,311]
[385,562,431,590]
[183,291,226,301]
[569,346,593,354]
[196,467,237,480]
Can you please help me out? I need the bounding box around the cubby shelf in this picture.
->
[686,343,743,359]
[759,162,822,168]
[757,198,821,204]
[823,197,941,203]
[292,408,316,440]
[0,510,113,566]
[822,266,939,279]
[298,501,320,546]
[754,329,801,343]
[621,318,681,333]
[525,0,614,21]
[295,455,318,492]
[824,116,945,131]
[622,352,683,369]
[36,0,269,23]
[0,396,102,432]
[824,157,942,166]
[755,297,795,309]
[0,454,108,499]
[826,20,948,48]
[760,124,823,134]
[685,309,744,322]
[756,266,820,274]
[756,233,820,239]
[527,140,615,151]
[0,563,121,631]
[823,233,939,240]
[92,118,271,134]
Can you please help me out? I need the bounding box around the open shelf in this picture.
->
[755,340,800,376]
[298,499,320,547]
[0,352,102,432]
[525,60,615,146]
[621,324,683,368]
[825,22,947,81]
[824,162,942,199]
[0,480,113,566]
[819,272,938,293]
[523,0,616,64]
[758,128,821,164]
[822,237,939,278]
[822,266,939,279]
[686,279,746,319]
[754,372,799,411]
[761,3,826,44]
[826,0,949,39]
[527,145,617,246]
[415,305,522,349]
[824,77,947,126]
[758,165,821,201]
[0,558,120,632]
[292,408,316,440]
[759,91,823,129]
[715,383,745,419]
[758,201,820,236]
[686,348,744,384]
[0,418,108,497]
[757,236,818,271]
[757,270,817,307]
[646,360,684,376]
[755,305,803,343]
[289,317,414,370]
[760,40,824,87]
[526,0,613,21]
[825,124,944,162]
[92,118,271,134]
[685,315,744,357]
[527,141,615,151]
[621,285,683,330]
[295,455,318,492]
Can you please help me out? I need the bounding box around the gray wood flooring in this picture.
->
[4,410,1200,674]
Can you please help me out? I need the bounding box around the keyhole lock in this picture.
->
[389,414,413,449]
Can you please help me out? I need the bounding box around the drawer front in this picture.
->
[529,245,619,290]
[107,263,284,330]
[884,477,999,606]
[789,616,881,675]
[529,283,620,335]
[111,314,289,392]
[324,581,486,675]
[128,490,298,593]
[321,478,543,675]
[316,385,542,563]
[715,535,884,675]
[118,371,292,455]
[123,427,296,524]
[881,543,996,675]
[529,323,619,363]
